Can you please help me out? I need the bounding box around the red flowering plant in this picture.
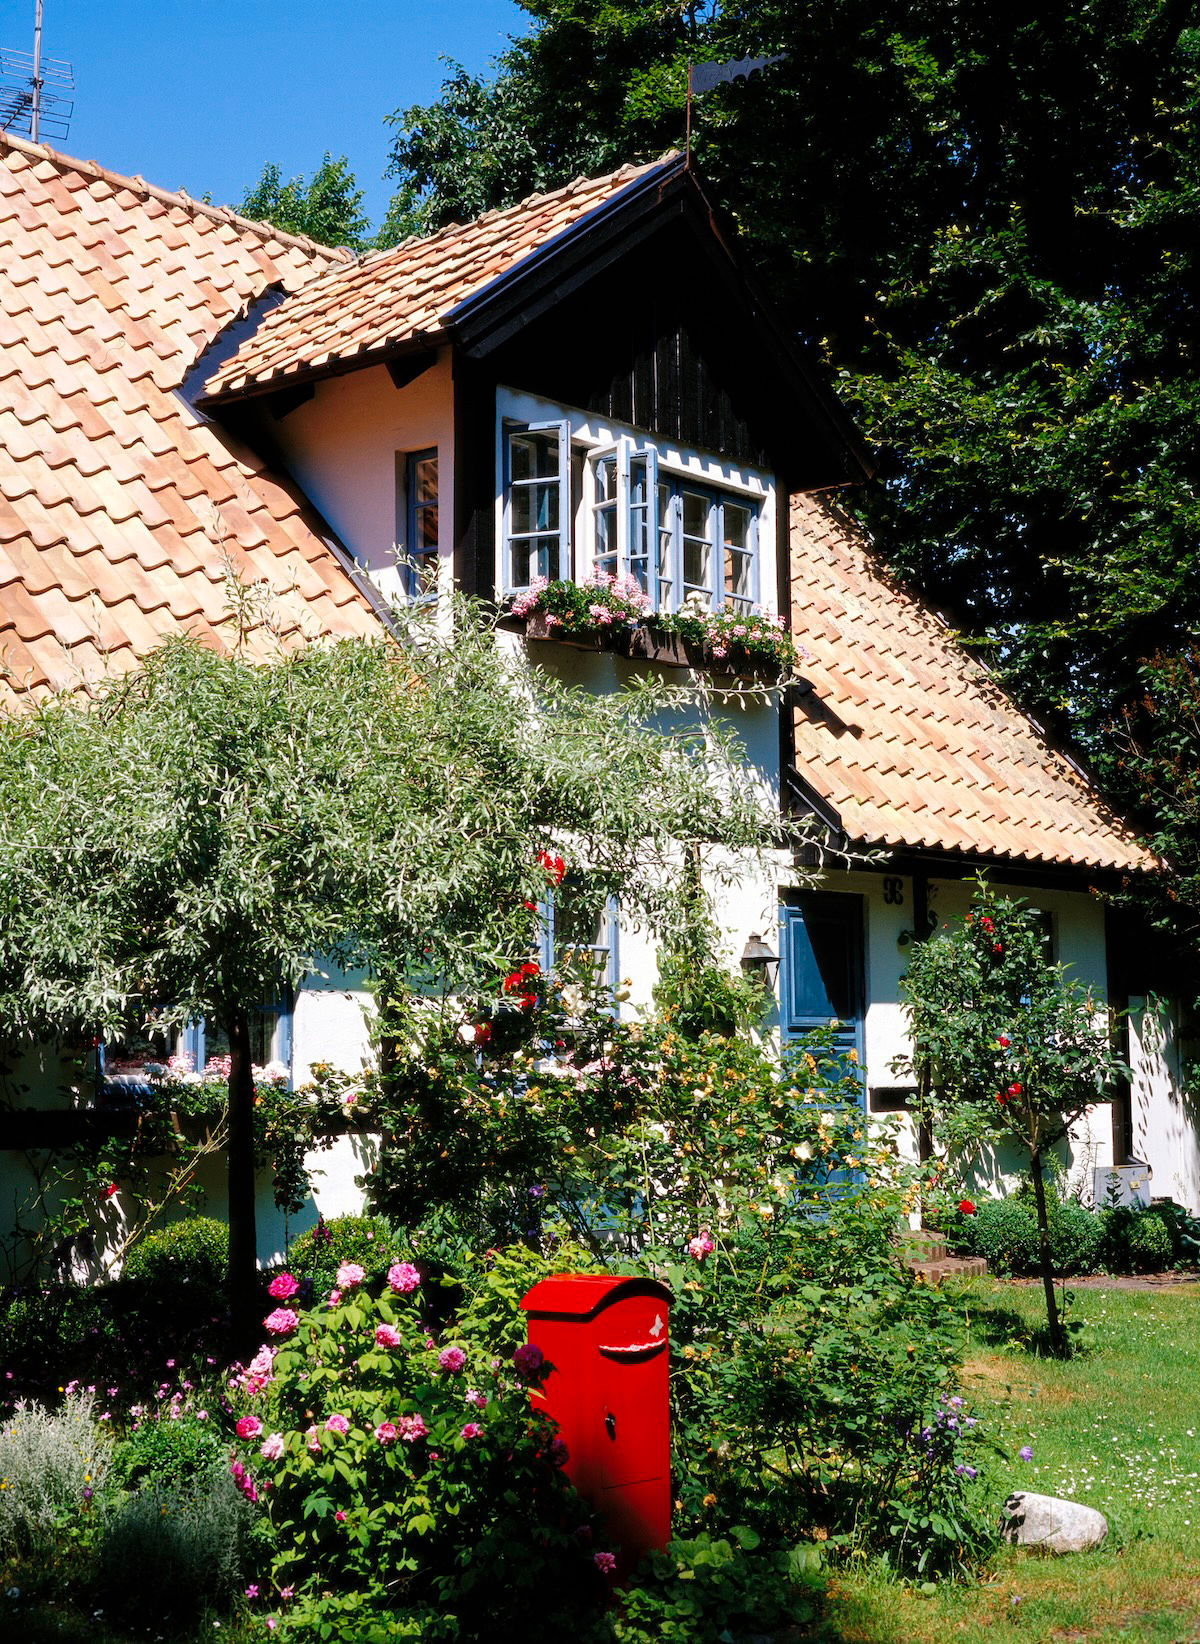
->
[227,1258,616,1637]
[896,878,1130,1357]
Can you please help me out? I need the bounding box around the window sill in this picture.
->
[513,609,785,681]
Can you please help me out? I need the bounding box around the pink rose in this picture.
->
[594,1551,617,1574]
[374,1421,398,1445]
[268,1272,299,1301]
[465,1389,488,1410]
[304,1425,320,1452]
[236,1416,263,1440]
[687,1230,715,1261]
[263,1308,299,1337]
[397,1414,428,1443]
[327,1289,342,1307]
[375,1323,401,1348]
[460,1422,483,1440]
[324,1413,350,1435]
[387,1261,421,1294]
[335,1261,365,1289]
[259,1432,285,1461]
[437,1346,466,1374]
[334,1510,346,1522]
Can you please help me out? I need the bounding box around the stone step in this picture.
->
[908,1255,989,1283]
[897,1228,949,1261]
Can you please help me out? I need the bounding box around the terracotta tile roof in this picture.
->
[0,131,385,709]
[202,155,679,402]
[789,492,1156,874]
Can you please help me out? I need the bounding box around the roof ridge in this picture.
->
[0,127,352,266]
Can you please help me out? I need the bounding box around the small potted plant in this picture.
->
[509,572,651,647]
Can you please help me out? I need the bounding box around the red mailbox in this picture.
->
[520,1273,672,1575]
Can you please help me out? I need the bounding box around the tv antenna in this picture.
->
[1,1,74,144]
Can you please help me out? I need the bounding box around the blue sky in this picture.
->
[1,0,526,228]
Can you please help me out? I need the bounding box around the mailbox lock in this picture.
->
[605,1411,616,1441]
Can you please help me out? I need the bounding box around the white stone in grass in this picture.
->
[1000,1491,1108,1554]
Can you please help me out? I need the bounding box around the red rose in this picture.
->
[537,850,566,886]
[1007,1082,1022,1097]
[103,1183,119,1199]
[959,1198,976,1216]
[997,1036,1010,1048]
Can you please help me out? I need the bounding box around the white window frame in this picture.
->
[501,419,571,592]
[497,390,774,615]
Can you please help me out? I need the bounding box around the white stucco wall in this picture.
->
[1127,996,1200,1212]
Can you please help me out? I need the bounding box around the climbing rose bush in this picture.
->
[229,1265,614,1637]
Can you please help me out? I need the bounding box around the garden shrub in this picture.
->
[0,1389,111,1554]
[94,1473,252,1629]
[614,1532,821,1643]
[230,1262,614,1639]
[965,1196,1103,1276]
[284,1213,404,1299]
[122,1215,229,1290]
[1127,1213,1173,1270]
[1101,1205,1177,1273]
[113,1407,226,1492]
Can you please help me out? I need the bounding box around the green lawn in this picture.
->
[820,1279,1200,1644]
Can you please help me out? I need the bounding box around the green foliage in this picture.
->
[238,153,370,249]
[112,1411,226,1494]
[122,1216,229,1292]
[1101,1203,1177,1273]
[615,1532,821,1643]
[94,1474,252,1629]
[0,1391,111,1555]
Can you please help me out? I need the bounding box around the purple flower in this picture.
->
[245,1585,259,1600]
[512,1343,544,1380]
[594,1551,617,1574]
[1019,1445,1033,1462]
[388,1261,421,1294]
[438,1346,466,1374]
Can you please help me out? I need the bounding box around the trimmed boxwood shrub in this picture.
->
[123,1216,228,1290]
[1101,1205,1175,1273]
[963,1196,1104,1276]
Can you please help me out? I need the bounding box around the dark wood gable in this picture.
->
[449,166,871,495]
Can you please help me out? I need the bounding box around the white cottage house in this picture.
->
[0,129,1193,1276]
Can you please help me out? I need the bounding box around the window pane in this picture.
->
[416,505,439,553]
[510,430,560,483]
[511,481,560,536]
[682,490,709,539]
[514,535,559,585]
[684,537,710,590]
[413,454,438,506]
[723,501,750,551]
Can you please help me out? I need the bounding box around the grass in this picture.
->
[818,1278,1200,1644]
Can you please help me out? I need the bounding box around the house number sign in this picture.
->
[882,877,905,905]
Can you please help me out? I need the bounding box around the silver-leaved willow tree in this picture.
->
[0,599,779,1340]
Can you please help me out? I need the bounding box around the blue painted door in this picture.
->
[779,893,865,1071]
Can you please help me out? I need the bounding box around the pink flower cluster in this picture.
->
[687,1230,715,1261]
[388,1261,421,1294]
[230,1345,275,1397]
[397,1414,428,1443]
[509,576,550,619]
[437,1346,467,1374]
[229,1458,258,1504]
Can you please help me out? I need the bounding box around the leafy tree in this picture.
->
[0,601,776,1336]
[896,883,1130,1356]
[238,152,371,249]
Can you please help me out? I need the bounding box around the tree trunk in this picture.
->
[1029,1148,1066,1358]
[226,1005,259,1347]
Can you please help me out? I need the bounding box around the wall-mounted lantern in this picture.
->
[740,932,780,990]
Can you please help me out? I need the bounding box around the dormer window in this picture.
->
[500,403,770,616]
